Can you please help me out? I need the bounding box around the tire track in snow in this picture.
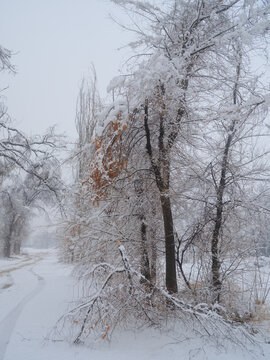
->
[0,267,45,360]
[0,254,44,276]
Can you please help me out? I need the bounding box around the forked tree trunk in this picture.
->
[144,97,178,294]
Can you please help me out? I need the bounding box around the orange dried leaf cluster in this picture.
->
[84,113,128,205]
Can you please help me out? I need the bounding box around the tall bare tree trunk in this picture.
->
[144,99,178,294]
[211,58,241,303]
[150,212,157,286]
[160,194,178,293]
[211,132,233,303]
[140,215,151,284]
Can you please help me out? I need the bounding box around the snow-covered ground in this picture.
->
[1,249,270,360]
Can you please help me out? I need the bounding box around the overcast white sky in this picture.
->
[1,0,270,141]
[0,0,133,139]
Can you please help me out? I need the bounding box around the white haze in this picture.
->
[0,0,133,139]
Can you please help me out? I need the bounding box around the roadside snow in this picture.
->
[1,249,270,360]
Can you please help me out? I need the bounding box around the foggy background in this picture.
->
[0,0,133,139]
[0,0,136,247]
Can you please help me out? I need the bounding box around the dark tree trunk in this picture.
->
[3,218,14,258]
[140,216,151,284]
[160,194,178,294]
[144,97,178,294]
[134,178,152,286]
[211,131,233,303]
[3,235,11,258]
[150,224,157,286]
[211,59,241,303]
[211,215,222,303]
[13,240,21,255]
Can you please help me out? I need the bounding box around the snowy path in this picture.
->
[0,268,45,360]
[0,250,93,360]
[0,254,41,275]
[0,250,77,360]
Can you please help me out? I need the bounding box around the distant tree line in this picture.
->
[0,45,64,257]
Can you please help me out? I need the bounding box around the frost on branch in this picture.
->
[53,243,256,347]
[59,0,270,348]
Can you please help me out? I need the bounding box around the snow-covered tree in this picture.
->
[60,0,270,344]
